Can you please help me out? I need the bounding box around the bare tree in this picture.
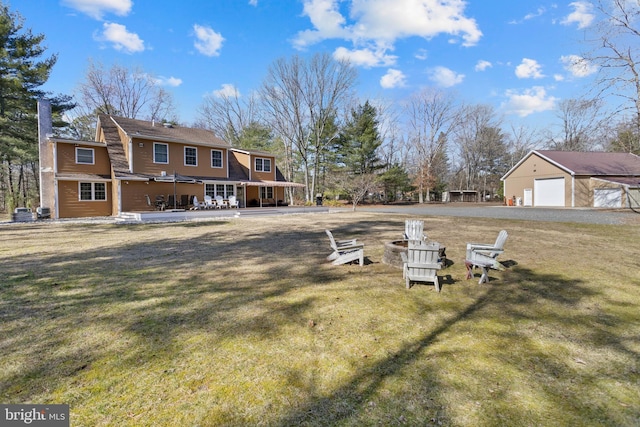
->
[546,98,605,151]
[196,88,262,145]
[505,124,541,168]
[261,53,357,202]
[583,0,640,145]
[454,104,507,197]
[75,60,176,121]
[329,171,379,211]
[405,88,460,203]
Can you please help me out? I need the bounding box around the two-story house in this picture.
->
[37,100,302,219]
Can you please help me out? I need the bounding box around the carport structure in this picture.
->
[501,150,640,208]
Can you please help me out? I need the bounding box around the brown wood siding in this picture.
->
[574,177,591,207]
[57,143,111,174]
[120,181,207,211]
[251,155,276,181]
[131,137,228,178]
[503,153,572,206]
[57,180,112,218]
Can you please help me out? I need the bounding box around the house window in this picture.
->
[205,183,235,198]
[255,157,271,172]
[76,147,95,164]
[79,182,107,201]
[154,143,169,164]
[260,186,274,199]
[211,150,223,168]
[185,146,197,166]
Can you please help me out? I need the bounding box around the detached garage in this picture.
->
[501,150,640,208]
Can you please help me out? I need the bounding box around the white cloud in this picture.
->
[503,86,557,117]
[524,7,546,21]
[554,74,565,81]
[154,76,183,87]
[293,0,350,49]
[212,84,240,98]
[414,48,428,60]
[428,66,464,87]
[560,54,597,77]
[62,0,132,20]
[249,0,258,5]
[95,22,144,53]
[515,58,544,79]
[380,69,406,89]
[475,60,492,71]
[193,24,224,57]
[293,0,482,60]
[562,1,594,29]
[333,46,396,67]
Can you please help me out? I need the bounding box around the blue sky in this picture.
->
[16,0,600,129]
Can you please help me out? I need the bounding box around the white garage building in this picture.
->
[501,150,640,208]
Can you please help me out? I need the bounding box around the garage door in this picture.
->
[594,188,622,208]
[534,178,565,207]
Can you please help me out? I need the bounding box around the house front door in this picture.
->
[236,185,245,208]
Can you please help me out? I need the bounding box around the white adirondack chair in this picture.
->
[401,240,443,291]
[214,195,226,209]
[204,195,216,209]
[227,195,239,208]
[465,230,508,284]
[325,230,364,266]
[404,219,427,241]
[191,196,205,210]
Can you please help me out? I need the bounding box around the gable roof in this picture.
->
[106,115,229,148]
[502,150,640,180]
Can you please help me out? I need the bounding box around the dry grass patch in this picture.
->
[0,212,639,426]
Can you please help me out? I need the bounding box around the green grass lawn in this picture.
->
[1,212,639,426]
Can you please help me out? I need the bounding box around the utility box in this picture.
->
[37,207,51,219]
[12,207,34,222]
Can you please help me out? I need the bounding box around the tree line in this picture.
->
[2,0,640,212]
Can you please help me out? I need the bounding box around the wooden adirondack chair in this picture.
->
[465,230,508,284]
[325,230,364,266]
[404,219,427,241]
[401,240,443,291]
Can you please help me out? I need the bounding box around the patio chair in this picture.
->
[404,219,427,241]
[465,230,508,284]
[325,229,364,266]
[191,196,205,210]
[167,195,176,210]
[401,240,443,291]
[214,195,226,209]
[204,195,216,210]
[227,195,239,208]
[154,195,166,211]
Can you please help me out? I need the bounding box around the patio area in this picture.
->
[117,205,332,222]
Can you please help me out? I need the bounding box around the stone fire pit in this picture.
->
[382,240,408,269]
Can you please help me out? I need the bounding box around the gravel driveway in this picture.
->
[354,204,640,225]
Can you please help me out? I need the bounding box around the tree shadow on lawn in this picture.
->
[273,266,638,426]
[0,224,361,402]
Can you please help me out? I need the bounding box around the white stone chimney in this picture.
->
[38,99,56,217]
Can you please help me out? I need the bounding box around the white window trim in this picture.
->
[79,182,107,201]
[153,142,169,164]
[75,147,95,165]
[260,186,274,199]
[184,146,198,167]
[255,157,271,172]
[211,149,223,168]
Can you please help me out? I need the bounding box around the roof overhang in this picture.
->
[241,180,305,188]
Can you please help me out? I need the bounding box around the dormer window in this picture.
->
[154,143,169,164]
[255,157,271,172]
[76,147,94,165]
